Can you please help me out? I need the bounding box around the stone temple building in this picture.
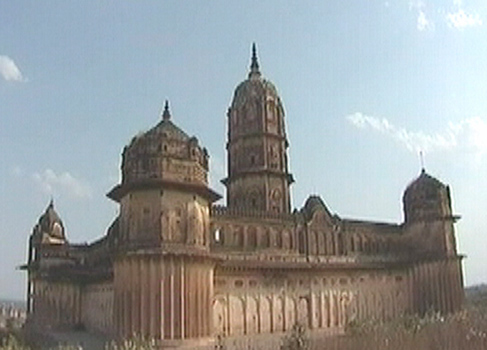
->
[23,45,464,349]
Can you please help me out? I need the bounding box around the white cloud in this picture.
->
[409,0,435,31]
[32,169,92,199]
[347,112,487,157]
[446,8,482,29]
[0,55,25,82]
[407,0,482,31]
[417,10,434,31]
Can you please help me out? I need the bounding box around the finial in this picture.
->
[249,42,260,77]
[162,100,171,121]
[419,150,425,173]
[48,197,54,208]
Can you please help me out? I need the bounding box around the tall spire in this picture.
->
[419,150,425,174]
[249,42,260,78]
[162,99,171,121]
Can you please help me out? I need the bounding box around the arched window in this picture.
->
[234,228,243,247]
[247,227,257,248]
[298,229,306,254]
[214,228,222,244]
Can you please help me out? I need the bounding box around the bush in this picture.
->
[0,335,30,350]
[281,323,310,350]
[104,335,157,350]
[335,309,487,350]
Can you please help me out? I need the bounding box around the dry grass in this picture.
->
[311,308,487,350]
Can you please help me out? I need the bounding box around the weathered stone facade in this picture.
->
[23,45,464,349]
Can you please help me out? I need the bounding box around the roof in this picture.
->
[230,44,282,110]
[231,77,281,109]
[37,200,65,240]
[404,169,445,199]
[128,114,190,149]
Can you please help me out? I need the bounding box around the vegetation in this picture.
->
[0,334,31,350]
[281,323,310,350]
[1,287,486,350]
[0,334,156,350]
[333,310,486,350]
[104,336,157,350]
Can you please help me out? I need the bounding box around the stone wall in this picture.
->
[410,258,464,315]
[213,268,410,339]
[113,253,214,343]
[81,281,114,335]
[31,280,81,329]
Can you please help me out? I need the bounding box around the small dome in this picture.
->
[403,169,451,222]
[107,100,220,203]
[127,102,190,150]
[404,169,444,195]
[231,78,280,110]
[120,100,209,185]
[230,43,283,111]
[35,200,66,242]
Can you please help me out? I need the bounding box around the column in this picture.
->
[180,259,185,339]
[149,257,156,339]
[330,291,336,327]
[140,258,147,337]
[161,257,169,339]
[170,257,175,339]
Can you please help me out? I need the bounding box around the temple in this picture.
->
[23,45,464,349]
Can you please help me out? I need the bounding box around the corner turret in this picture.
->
[31,200,66,245]
[402,169,459,256]
[110,101,219,345]
[403,169,454,223]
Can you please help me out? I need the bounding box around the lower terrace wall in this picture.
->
[81,281,114,335]
[213,268,410,338]
[31,280,81,329]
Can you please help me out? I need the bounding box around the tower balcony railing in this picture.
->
[211,205,294,221]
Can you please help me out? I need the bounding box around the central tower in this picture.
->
[223,44,293,213]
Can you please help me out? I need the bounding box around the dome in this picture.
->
[125,101,190,153]
[108,100,220,203]
[404,169,444,194]
[120,100,209,185]
[34,200,66,243]
[403,169,446,207]
[230,44,283,111]
[403,169,451,222]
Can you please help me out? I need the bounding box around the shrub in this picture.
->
[0,335,30,350]
[281,323,310,350]
[104,335,157,350]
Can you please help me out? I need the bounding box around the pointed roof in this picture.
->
[403,169,446,205]
[231,44,280,109]
[249,42,260,78]
[37,199,66,240]
[405,169,444,193]
[162,99,171,121]
[128,100,189,146]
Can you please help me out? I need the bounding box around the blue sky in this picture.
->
[1,1,486,300]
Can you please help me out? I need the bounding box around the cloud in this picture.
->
[446,8,482,29]
[407,0,482,31]
[409,0,435,31]
[417,10,434,31]
[0,55,25,82]
[346,112,487,157]
[32,169,92,199]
